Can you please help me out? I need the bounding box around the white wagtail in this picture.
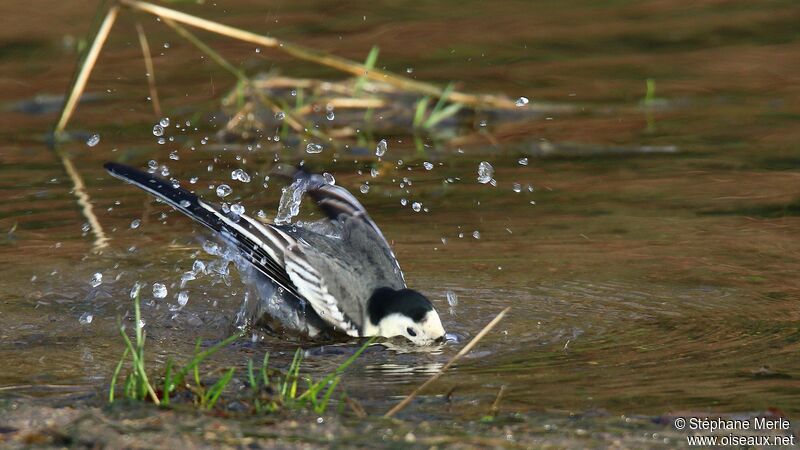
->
[105,162,446,345]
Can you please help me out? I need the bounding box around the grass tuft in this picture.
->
[110,293,375,415]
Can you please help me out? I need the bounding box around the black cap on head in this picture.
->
[367,287,433,325]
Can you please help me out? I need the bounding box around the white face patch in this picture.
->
[376,309,446,345]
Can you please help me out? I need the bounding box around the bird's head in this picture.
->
[367,288,446,345]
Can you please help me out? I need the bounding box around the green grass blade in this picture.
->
[299,337,375,401]
[171,333,240,387]
[108,347,130,403]
[261,352,270,387]
[316,376,342,413]
[413,97,430,129]
[430,82,455,116]
[280,348,301,399]
[247,359,257,392]
[423,102,462,129]
[204,367,235,409]
[354,45,380,96]
[424,103,462,129]
[118,320,159,404]
[162,358,174,406]
[193,339,202,387]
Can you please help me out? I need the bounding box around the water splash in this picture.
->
[89,272,102,287]
[274,177,310,225]
[477,161,494,184]
[86,134,100,147]
[376,139,388,157]
[231,168,251,183]
[216,184,232,198]
[153,283,168,299]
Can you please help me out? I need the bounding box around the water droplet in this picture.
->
[216,184,232,198]
[515,96,529,107]
[130,281,145,299]
[180,200,190,207]
[231,168,251,183]
[360,184,370,194]
[147,160,158,171]
[152,124,164,136]
[326,110,335,121]
[406,67,414,74]
[230,203,245,215]
[275,177,309,225]
[192,260,206,274]
[203,240,219,255]
[423,162,433,170]
[86,133,100,147]
[79,312,93,325]
[130,219,141,229]
[153,282,168,299]
[159,117,170,127]
[157,137,166,145]
[477,161,494,184]
[306,143,323,154]
[479,120,488,127]
[412,202,422,212]
[323,172,335,185]
[190,177,198,184]
[255,48,261,53]
[89,272,102,287]
[518,157,529,166]
[290,90,297,97]
[169,151,179,160]
[400,198,408,206]
[200,137,209,145]
[375,139,388,157]
[446,290,458,307]
[512,183,522,193]
[177,291,189,307]
[370,168,379,178]
[472,231,481,239]
[274,111,285,120]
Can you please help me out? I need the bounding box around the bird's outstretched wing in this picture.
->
[104,162,299,297]
[105,163,366,335]
[302,173,406,285]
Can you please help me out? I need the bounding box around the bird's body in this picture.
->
[105,162,446,344]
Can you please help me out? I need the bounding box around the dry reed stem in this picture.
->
[384,307,510,418]
[121,0,515,109]
[54,5,120,134]
[135,22,163,118]
[160,17,334,146]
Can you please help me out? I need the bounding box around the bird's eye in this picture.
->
[406,327,417,337]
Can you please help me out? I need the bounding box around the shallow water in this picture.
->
[1,0,800,428]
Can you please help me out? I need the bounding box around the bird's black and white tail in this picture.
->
[104,162,300,296]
